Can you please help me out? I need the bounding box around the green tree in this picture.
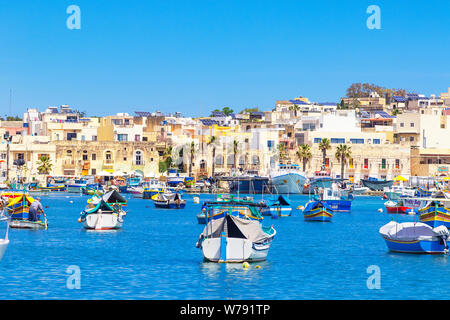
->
[318,138,331,170]
[296,144,312,172]
[163,146,173,171]
[335,144,352,179]
[36,156,53,174]
[277,143,288,164]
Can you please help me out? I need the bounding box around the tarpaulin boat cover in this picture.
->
[102,190,127,203]
[196,215,270,248]
[271,195,290,206]
[158,192,182,201]
[85,200,114,214]
[379,221,449,241]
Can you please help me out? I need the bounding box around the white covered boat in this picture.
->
[196,201,276,263]
[379,221,449,254]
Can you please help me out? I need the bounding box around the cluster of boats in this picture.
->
[379,185,450,254]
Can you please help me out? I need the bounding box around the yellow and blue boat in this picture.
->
[302,200,334,222]
[5,194,47,229]
[418,201,450,228]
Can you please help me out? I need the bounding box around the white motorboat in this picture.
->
[270,164,307,194]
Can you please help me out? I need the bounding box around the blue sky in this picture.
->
[0,0,449,117]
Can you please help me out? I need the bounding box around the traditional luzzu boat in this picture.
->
[260,195,292,218]
[142,179,167,199]
[418,199,450,229]
[302,200,334,222]
[153,192,186,209]
[196,201,276,263]
[379,221,449,254]
[5,194,47,229]
[79,191,127,230]
[415,186,435,198]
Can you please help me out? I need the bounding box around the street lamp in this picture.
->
[3,133,12,181]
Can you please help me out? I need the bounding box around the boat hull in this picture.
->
[0,239,9,261]
[303,208,333,222]
[361,179,394,191]
[270,173,307,194]
[228,178,271,194]
[81,213,123,230]
[9,219,46,229]
[153,200,186,209]
[260,206,292,217]
[419,205,450,228]
[382,237,448,254]
[201,236,274,263]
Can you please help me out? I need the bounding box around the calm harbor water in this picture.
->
[0,193,448,300]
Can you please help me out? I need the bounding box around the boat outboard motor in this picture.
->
[433,225,450,253]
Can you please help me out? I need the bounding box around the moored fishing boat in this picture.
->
[384,199,413,214]
[302,200,334,222]
[196,201,276,262]
[270,164,307,194]
[260,195,292,218]
[142,179,167,199]
[314,184,353,212]
[379,221,449,254]
[5,194,47,229]
[78,199,126,230]
[153,192,186,209]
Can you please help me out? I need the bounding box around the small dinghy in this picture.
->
[153,192,186,209]
[384,199,413,214]
[379,221,449,254]
[196,201,275,263]
[260,195,292,219]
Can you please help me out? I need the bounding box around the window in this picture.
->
[82,151,88,161]
[364,158,369,169]
[314,138,322,143]
[143,137,148,142]
[410,136,414,142]
[81,135,85,141]
[135,151,142,165]
[350,138,364,144]
[331,138,345,144]
[373,139,381,144]
[410,123,415,127]
[92,154,96,161]
[325,158,330,168]
[92,135,97,141]
[400,123,404,127]
[349,158,354,169]
[91,169,96,175]
[381,159,386,169]
[117,134,128,141]
[67,132,77,141]
[395,159,400,169]
[135,135,140,142]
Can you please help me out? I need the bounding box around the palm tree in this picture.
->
[207,136,217,177]
[189,141,195,177]
[335,144,352,179]
[278,143,288,164]
[36,155,53,174]
[296,144,312,172]
[289,104,301,117]
[318,138,331,170]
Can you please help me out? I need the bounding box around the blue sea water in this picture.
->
[0,193,448,300]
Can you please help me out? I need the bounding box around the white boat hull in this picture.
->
[201,237,273,263]
[0,239,9,261]
[271,173,307,194]
[82,213,124,230]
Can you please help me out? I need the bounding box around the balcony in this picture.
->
[103,159,114,168]
[63,159,76,169]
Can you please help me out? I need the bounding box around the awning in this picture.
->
[393,175,408,182]
[97,170,113,176]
